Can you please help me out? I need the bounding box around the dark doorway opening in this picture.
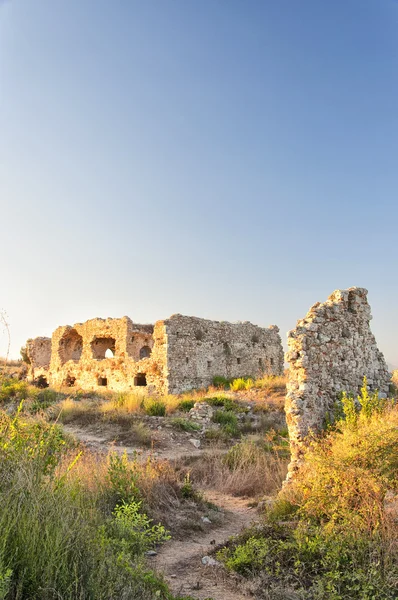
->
[134,373,147,386]
[64,375,76,387]
[34,375,49,388]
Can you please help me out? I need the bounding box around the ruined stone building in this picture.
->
[26,314,284,395]
[285,287,390,478]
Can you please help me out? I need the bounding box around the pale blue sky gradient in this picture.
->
[1,1,397,365]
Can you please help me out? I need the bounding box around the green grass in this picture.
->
[230,377,254,391]
[212,375,232,388]
[204,396,246,412]
[211,409,240,437]
[177,399,195,412]
[170,417,201,432]
[0,378,30,402]
[143,399,166,417]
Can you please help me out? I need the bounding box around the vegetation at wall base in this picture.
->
[217,383,398,599]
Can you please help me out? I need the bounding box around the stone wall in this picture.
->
[26,337,52,381]
[285,287,390,476]
[46,316,164,394]
[26,314,283,395]
[165,315,284,394]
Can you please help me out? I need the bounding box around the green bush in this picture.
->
[177,399,195,412]
[212,376,231,388]
[0,378,29,402]
[204,396,244,412]
[144,399,166,417]
[170,417,200,432]
[30,388,58,413]
[211,410,240,437]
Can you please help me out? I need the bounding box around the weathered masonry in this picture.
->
[285,287,390,478]
[26,314,284,395]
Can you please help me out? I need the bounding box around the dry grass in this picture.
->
[56,391,184,425]
[0,357,22,368]
[56,397,101,424]
[179,440,288,498]
[252,373,287,392]
[57,448,205,536]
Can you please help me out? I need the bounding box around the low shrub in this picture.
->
[212,376,232,388]
[0,378,29,402]
[211,409,240,437]
[29,388,58,413]
[230,377,254,392]
[170,418,201,432]
[144,399,166,417]
[204,395,245,412]
[131,422,153,446]
[177,399,195,412]
[204,427,226,442]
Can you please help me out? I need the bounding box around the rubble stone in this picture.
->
[285,287,390,478]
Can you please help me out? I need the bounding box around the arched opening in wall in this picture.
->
[237,358,241,365]
[270,358,274,366]
[134,373,147,386]
[91,337,116,360]
[64,375,76,387]
[34,375,49,388]
[98,377,108,387]
[105,348,114,358]
[58,328,83,365]
[139,346,152,360]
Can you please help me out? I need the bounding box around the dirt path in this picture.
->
[150,490,256,600]
[62,423,257,598]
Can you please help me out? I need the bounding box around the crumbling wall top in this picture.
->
[285,287,390,478]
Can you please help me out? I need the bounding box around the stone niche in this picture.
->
[285,287,391,478]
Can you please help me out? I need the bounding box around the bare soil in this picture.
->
[62,422,211,462]
[151,490,256,600]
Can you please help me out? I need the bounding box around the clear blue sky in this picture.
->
[1,0,397,366]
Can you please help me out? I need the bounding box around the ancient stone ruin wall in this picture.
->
[47,316,166,394]
[285,287,390,476]
[26,313,283,395]
[26,337,52,381]
[164,314,284,394]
